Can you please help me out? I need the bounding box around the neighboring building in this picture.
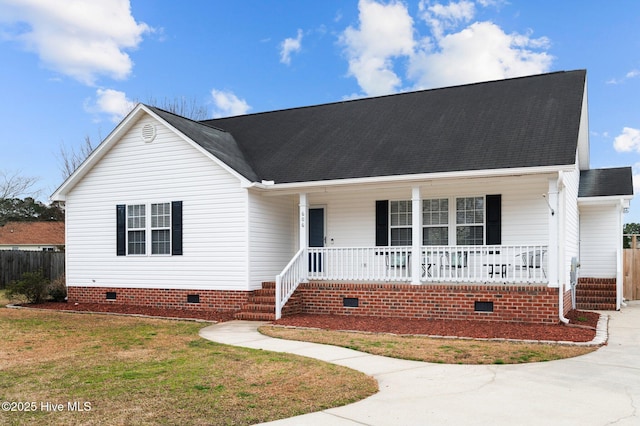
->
[0,221,65,251]
[51,70,633,323]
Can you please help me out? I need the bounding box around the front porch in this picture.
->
[275,244,551,320]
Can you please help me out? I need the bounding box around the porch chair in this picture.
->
[441,251,467,277]
[515,250,546,278]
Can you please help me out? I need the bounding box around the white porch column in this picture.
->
[299,193,309,282]
[411,187,422,284]
[547,179,559,287]
[299,193,308,250]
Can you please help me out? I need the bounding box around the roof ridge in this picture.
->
[202,69,586,122]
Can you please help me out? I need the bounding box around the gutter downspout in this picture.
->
[554,172,570,324]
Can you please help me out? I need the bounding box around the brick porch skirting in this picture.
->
[293,282,570,324]
[67,286,250,312]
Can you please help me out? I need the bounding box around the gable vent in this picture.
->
[141,123,157,143]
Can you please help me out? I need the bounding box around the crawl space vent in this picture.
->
[141,123,157,143]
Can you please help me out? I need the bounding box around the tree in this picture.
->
[0,169,39,199]
[623,223,640,248]
[58,136,96,180]
[0,197,65,225]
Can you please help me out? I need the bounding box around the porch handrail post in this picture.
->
[411,187,422,284]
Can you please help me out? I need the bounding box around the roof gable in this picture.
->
[204,70,586,184]
[0,221,65,246]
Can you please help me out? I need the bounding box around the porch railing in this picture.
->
[307,245,548,284]
[275,248,306,320]
[276,244,548,318]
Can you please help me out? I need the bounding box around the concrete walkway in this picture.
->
[199,302,640,426]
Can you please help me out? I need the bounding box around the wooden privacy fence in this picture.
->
[0,250,65,288]
[623,235,640,300]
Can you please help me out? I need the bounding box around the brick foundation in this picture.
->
[292,282,565,324]
[67,286,250,313]
[68,282,573,324]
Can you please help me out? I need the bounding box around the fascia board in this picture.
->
[250,164,575,195]
[578,195,634,205]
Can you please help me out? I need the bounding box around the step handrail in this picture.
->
[275,248,306,320]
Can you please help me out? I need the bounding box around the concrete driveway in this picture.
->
[199,301,640,425]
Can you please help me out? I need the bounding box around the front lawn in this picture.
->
[0,303,377,425]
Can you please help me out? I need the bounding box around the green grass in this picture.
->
[260,326,598,365]
[0,306,377,425]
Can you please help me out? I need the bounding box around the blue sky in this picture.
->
[1,0,639,222]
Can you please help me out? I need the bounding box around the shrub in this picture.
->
[5,270,50,304]
[48,275,67,302]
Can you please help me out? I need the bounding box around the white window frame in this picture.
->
[389,200,412,246]
[151,202,172,255]
[455,196,485,245]
[126,202,172,256]
[422,198,449,246]
[127,204,146,255]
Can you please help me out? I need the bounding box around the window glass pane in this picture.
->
[423,227,448,245]
[127,204,145,229]
[151,202,171,228]
[152,229,171,255]
[456,226,484,245]
[391,228,412,246]
[128,230,146,255]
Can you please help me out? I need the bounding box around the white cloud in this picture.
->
[280,29,303,65]
[84,88,135,122]
[210,89,251,118]
[409,21,552,89]
[614,127,640,153]
[0,0,151,85]
[339,0,553,96]
[340,0,415,96]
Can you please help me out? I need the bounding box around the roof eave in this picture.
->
[246,164,576,193]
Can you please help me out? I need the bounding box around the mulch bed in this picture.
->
[20,301,600,343]
[273,310,600,343]
[24,302,237,322]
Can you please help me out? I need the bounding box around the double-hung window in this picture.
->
[422,198,448,245]
[151,203,171,255]
[456,196,484,245]
[390,200,412,246]
[117,201,182,256]
[127,204,146,255]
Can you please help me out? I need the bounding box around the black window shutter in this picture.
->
[116,204,126,256]
[375,200,389,246]
[486,194,501,245]
[171,201,183,255]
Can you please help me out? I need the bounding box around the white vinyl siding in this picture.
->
[305,174,551,248]
[247,192,297,289]
[562,169,581,286]
[579,204,618,278]
[64,115,250,291]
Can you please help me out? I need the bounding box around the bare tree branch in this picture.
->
[0,170,40,199]
[58,136,96,180]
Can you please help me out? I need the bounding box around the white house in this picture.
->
[52,70,633,324]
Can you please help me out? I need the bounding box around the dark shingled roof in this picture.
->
[147,106,259,182]
[579,167,634,198]
[151,70,588,184]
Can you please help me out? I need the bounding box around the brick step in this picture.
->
[240,303,274,312]
[250,296,276,304]
[576,302,617,311]
[576,294,616,302]
[252,289,276,297]
[235,311,276,321]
